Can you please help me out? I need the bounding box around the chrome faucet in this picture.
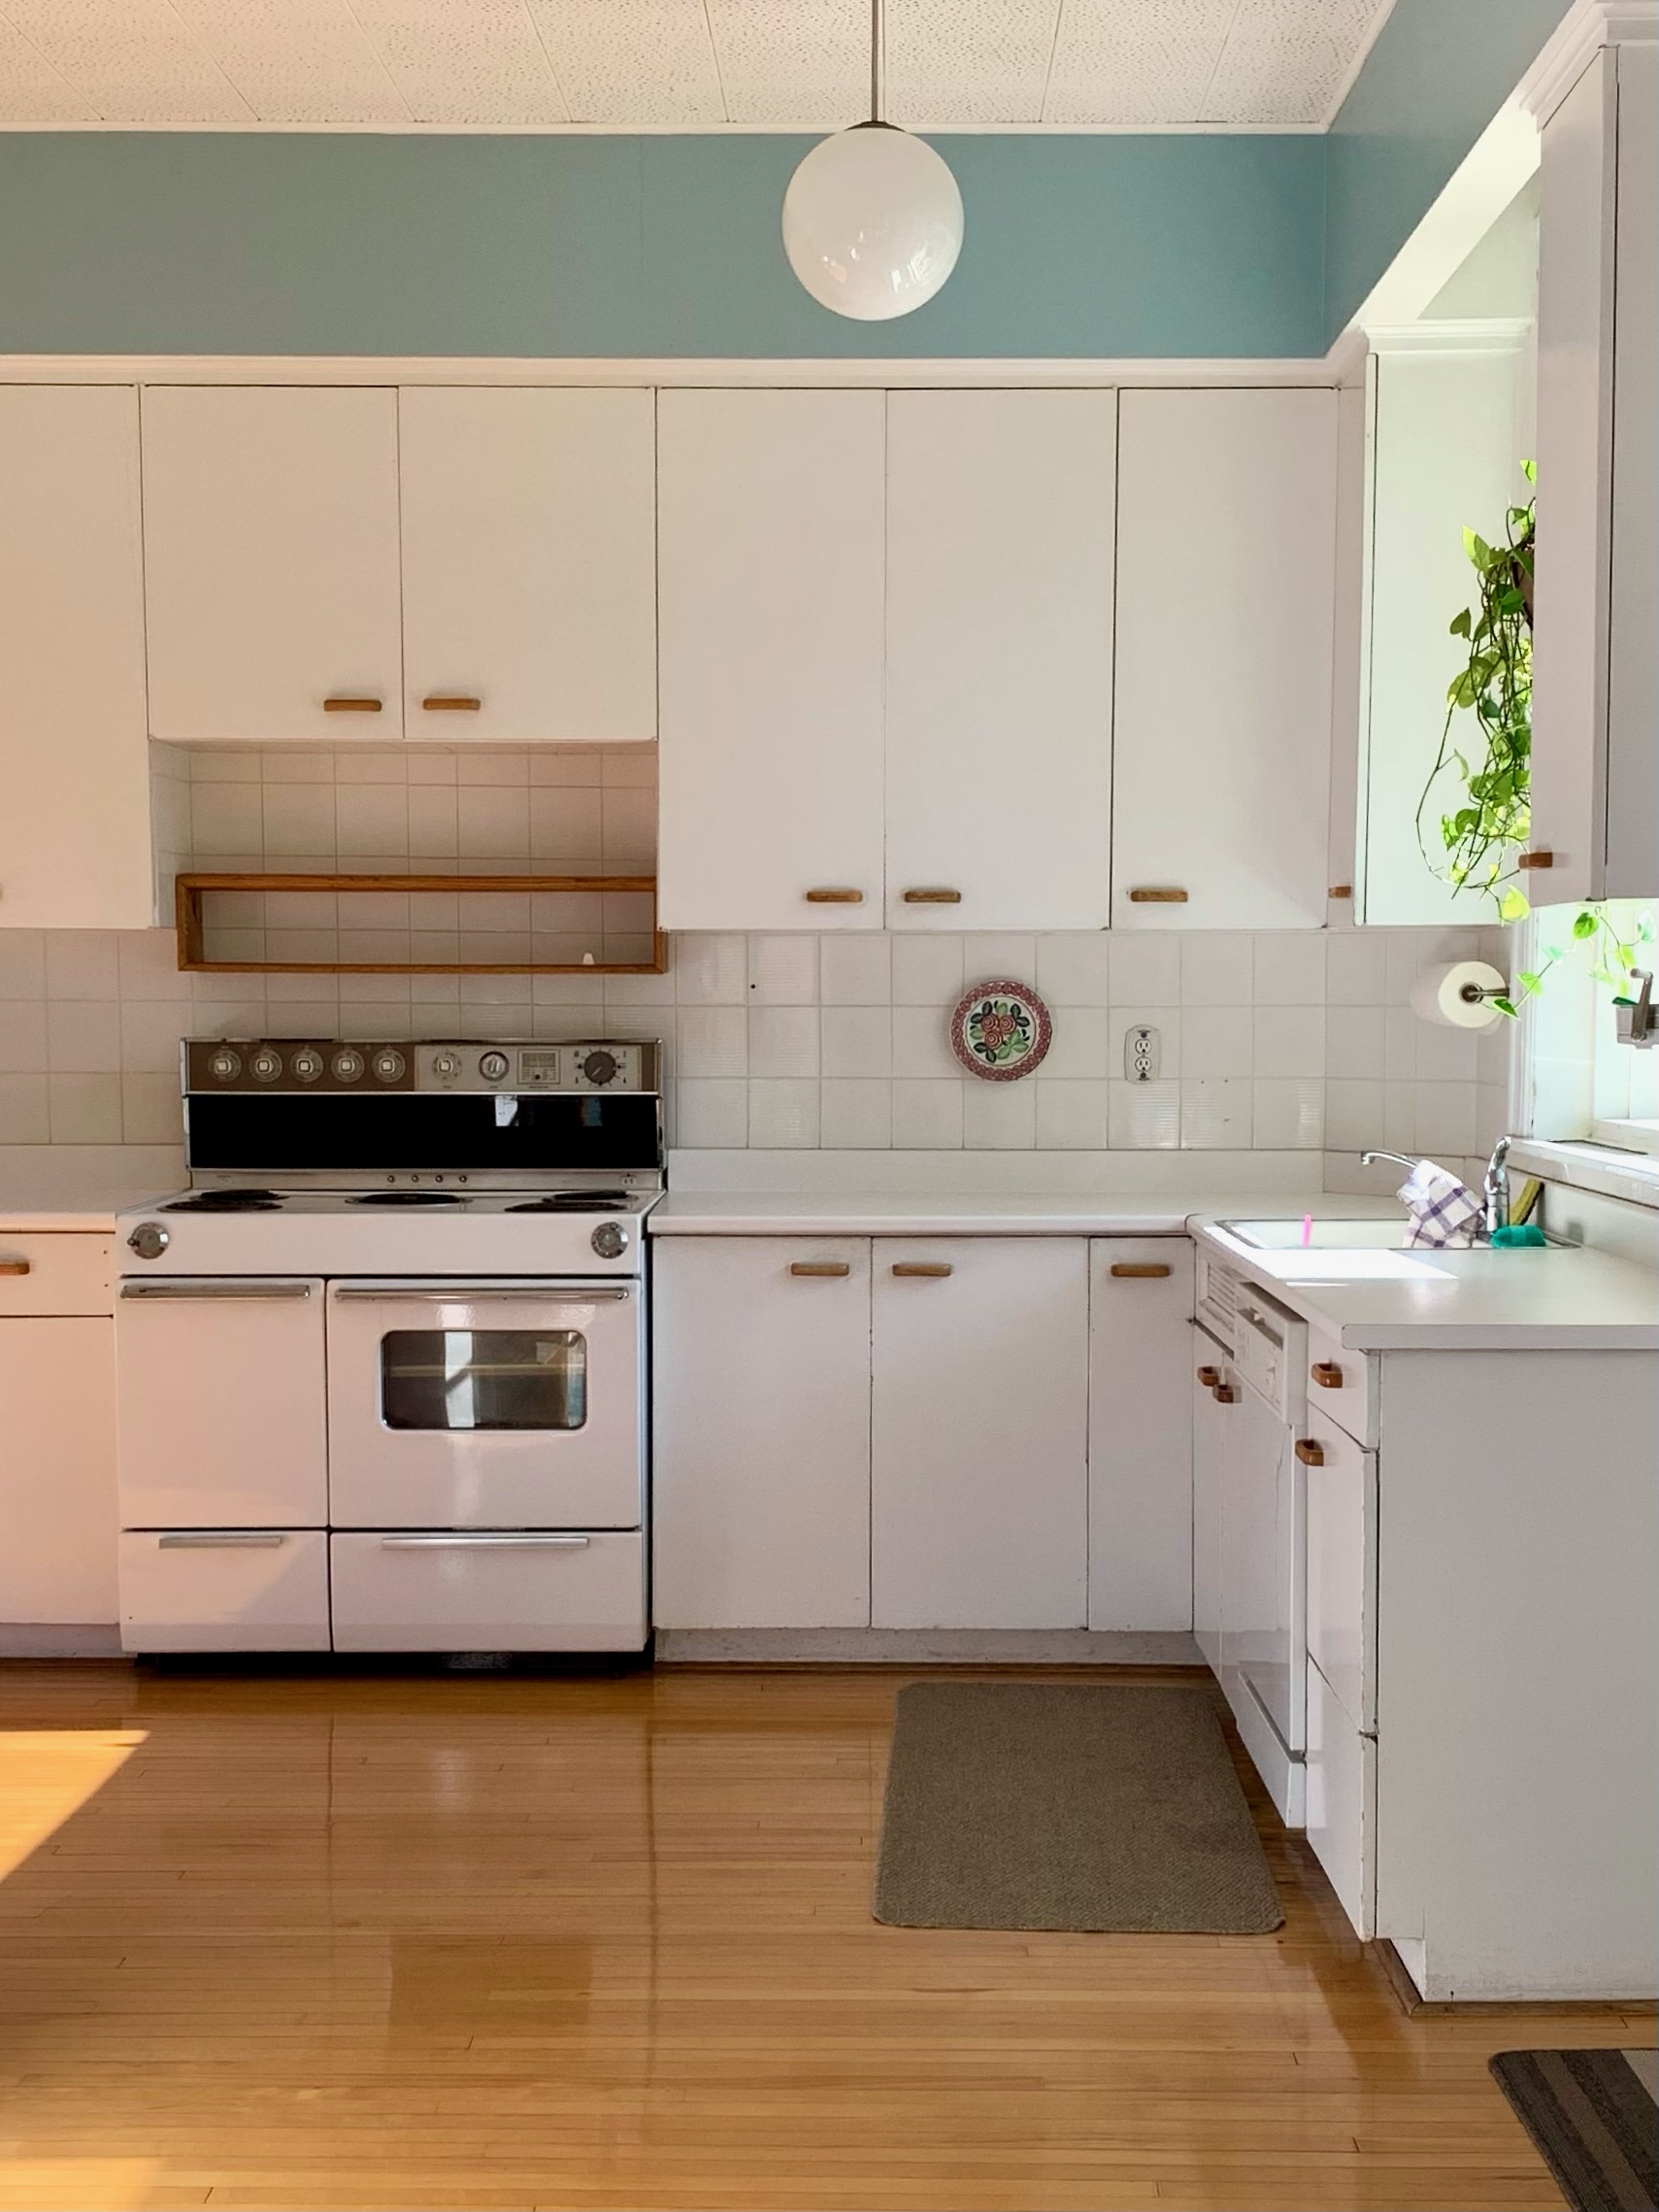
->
[1361,1150,1418,1175]
[1482,1136,1511,1238]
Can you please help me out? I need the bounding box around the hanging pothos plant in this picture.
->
[1416,461,1653,1017]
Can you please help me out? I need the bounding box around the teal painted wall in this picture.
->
[1323,0,1575,341]
[0,130,1324,358]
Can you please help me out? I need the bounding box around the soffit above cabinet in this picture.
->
[0,0,1391,130]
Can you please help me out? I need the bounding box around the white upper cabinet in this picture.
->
[1112,387,1338,929]
[884,391,1115,930]
[1533,41,1657,900]
[142,385,403,743]
[399,387,656,746]
[657,389,886,930]
[0,386,153,929]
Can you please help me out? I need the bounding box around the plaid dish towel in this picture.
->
[1398,1160,1483,1249]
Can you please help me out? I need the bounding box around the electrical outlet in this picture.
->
[1124,1023,1160,1082]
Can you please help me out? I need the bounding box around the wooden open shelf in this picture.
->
[175,872,667,976]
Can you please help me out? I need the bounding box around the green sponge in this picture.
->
[1490,1223,1547,1249]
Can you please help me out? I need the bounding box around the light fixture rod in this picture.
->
[870,0,882,123]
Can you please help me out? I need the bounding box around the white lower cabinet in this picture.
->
[1305,1655,1376,1937]
[1190,1324,1230,1671]
[330,1531,645,1654]
[1305,1409,1376,1732]
[0,1316,117,1626]
[872,1239,1088,1629]
[651,1238,872,1628]
[118,1529,330,1653]
[1087,1239,1193,1630]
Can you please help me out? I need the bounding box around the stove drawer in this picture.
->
[329,1530,646,1652]
[118,1528,329,1652]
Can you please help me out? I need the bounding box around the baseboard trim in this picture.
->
[654,1627,1204,1666]
[0,1624,123,1658]
[1372,1938,1659,2016]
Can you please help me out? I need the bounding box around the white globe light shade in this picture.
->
[782,123,963,321]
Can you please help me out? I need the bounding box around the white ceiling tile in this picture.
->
[527,0,724,123]
[704,0,863,126]
[0,11,98,117]
[887,0,1060,126]
[2,0,249,119]
[168,0,407,122]
[349,0,568,125]
[1044,0,1235,124]
[1203,0,1385,123]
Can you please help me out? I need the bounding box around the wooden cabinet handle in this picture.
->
[0,1258,30,1276]
[1111,1262,1172,1279]
[1518,850,1554,870]
[804,888,864,904]
[422,694,481,713]
[1294,1438,1325,1466]
[1327,885,1353,900]
[323,696,382,713]
[1196,1365,1221,1389]
[902,888,962,905]
[1127,887,1188,904]
[1212,1384,1237,1403]
[892,1262,952,1278]
[1311,1360,1344,1389]
[789,1260,850,1278]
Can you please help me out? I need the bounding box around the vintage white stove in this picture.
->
[114,1038,662,1658]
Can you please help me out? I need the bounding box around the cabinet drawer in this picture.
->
[119,1528,329,1653]
[1305,1409,1375,1732]
[1306,1657,1375,1938]
[0,1233,113,1317]
[1306,1324,1375,1446]
[330,1530,646,1653]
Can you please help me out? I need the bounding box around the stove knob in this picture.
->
[590,1222,628,1260]
[249,1048,282,1084]
[431,1051,462,1080]
[290,1048,324,1084]
[581,1050,620,1087]
[127,1222,170,1260]
[372,1049,407,1085]
[479,1051,511,1083]
[332,1049,365,1084]
[208,1048,242,1084]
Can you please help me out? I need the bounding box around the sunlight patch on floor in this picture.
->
[0,2160,163,2212]
[0,1730,147,1881]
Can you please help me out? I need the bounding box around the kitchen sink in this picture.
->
[1218,1218,1411,1250]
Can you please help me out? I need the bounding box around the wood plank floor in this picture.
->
[0,1661,1645,2212]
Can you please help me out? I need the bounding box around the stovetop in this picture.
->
[160,1186,652,1217]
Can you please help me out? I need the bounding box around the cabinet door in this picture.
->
[0,387,152,928]
[116,1281,328,1527]
[651,1238,872,1628]
[1305,1410,1376,1733]
[143,386,403,743]
[1306,1655,1376,1937]
[1088,1238,1193,1629]
[884,391,1114,929]
[657,390,885,929]
[1112,388,1337,929]
[0,1318,116,1625]
[400,387,655,746]
[1190,1327,1229,1670]
[1219,1379,1305,1757]
[872,1238,1087,1629]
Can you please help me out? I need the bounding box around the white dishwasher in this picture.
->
[1220,1284,1309,1827]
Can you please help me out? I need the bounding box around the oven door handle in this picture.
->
[376,1533,593,1551]
[119,1279,315,1301]
[329,1281,632,1302]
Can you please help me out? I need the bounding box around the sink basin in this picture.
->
[1219,1218,1410,1251]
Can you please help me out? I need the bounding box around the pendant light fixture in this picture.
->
[781,0,964,321]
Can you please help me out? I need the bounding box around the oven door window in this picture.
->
[380,1330,587,1432]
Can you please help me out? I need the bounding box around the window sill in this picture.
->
[1508,1137,1659,1213]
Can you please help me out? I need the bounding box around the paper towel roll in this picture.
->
[1411,959,1508,1030]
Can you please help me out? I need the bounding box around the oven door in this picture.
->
[325,1279,643,1529]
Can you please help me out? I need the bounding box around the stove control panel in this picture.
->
[185,1039,659,1095]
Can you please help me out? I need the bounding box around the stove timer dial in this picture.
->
[479,1051,511,1083]
[581,1050,620,1087]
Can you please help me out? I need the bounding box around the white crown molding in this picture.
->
[1349,100,1540,333]
[0,117,1322,137]
[0,354,1344,389]
[1365,317,1533,355]
[1520,0,1658,124]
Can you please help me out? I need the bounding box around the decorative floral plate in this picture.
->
[949,980,1052,1082]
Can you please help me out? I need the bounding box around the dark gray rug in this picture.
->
[1491,2049,1659,2212]
[872,1681,1283,1933]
